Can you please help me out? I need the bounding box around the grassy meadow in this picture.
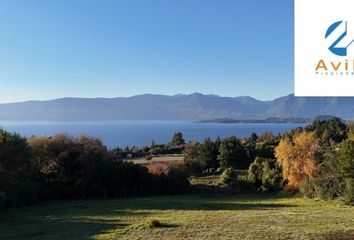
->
[1,194,354,240]
[129,154,184,164]
[130,154,184,174]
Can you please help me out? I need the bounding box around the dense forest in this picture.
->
[0,132,190,209]
[1,118,354,210]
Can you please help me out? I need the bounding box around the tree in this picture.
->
[150,140,156,148]
[275,132,319,191]
[170,132,185,146]
[249,133,258,144]
[183,141,202,174]
[197,137,219,169]
[338,140,354,178]
[258,132,279,144]
[338,140,354,204]
[111,147,122,160]
[217,137,249,169]
[255,142,276,159]
[299,147,344,200]
[28,134,113,199]
[215,136,221,148]
[0,129,33,207]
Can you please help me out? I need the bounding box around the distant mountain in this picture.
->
[0,93,353,121]
[267,95,354,118]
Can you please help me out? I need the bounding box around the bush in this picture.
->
[219,168,253,193]
[234,174,255,193]
[219,168,239,186]
[299,179,316,198]
[299,178,342,200]
[344,178,354,205]
[146,219,163,228]
[164,166,191,194]
[248,157,283,192]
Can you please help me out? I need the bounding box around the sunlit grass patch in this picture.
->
[1,195,354,240]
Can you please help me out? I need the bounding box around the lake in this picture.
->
[0,121,306,148]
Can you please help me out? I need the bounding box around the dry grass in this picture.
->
[129,155,184,164]
[130,155,184,174]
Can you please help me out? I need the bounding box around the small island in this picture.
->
[198,115,344,124]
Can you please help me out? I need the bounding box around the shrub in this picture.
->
[219,168,239,186]
[147,219,163,228]
[299,179,316,198]
[299,177,343,200]
[165,166,191,194]
[248,157,283,192]
[234,174,255,193]
[344,178,354,205]
[219,168,253,193]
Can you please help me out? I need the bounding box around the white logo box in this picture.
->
[295,0,354,96]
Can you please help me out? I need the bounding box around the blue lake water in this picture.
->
[0,121,306,148]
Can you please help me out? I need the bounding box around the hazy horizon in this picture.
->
[0,92,295,104]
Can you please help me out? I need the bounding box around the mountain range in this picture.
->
[0,93,353,121]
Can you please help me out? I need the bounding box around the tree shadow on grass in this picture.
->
[115,196,297,211]
[0,209,144,240]
[1,219,124,240]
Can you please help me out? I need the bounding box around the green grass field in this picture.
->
[1,194,354,240]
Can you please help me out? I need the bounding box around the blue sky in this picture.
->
[0,0,294,103]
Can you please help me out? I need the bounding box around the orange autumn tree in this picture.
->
[275,132,319,191]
